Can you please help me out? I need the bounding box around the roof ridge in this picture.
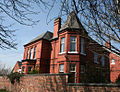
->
[42,31,48,39]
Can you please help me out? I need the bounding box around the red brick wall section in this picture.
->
[0,76,12,91]
[1,74,120,92]
[110,52,120,83]
[68,83,120,92]
[0,74,68,92]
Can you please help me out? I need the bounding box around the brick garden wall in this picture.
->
[0,74,68,92]
[0,74,120,92]
[68,83,120,92]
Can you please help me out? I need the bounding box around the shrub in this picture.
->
[0,89,11,92]
[7,72,23,84]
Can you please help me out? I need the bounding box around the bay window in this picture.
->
[70,36,76,52]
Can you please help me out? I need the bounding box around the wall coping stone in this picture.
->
[24,73,70,76]
[68,83,120,87]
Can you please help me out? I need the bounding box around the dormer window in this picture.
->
[60,37,65,53]
[70,36,77,52]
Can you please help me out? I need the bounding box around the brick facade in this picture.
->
[110,52,120,82]
[18,11,120,83]
[12,61,21,73]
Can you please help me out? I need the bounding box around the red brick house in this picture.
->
[19,11,119,83]
[105,42,120,83]
[110,51,120,82]
[22,31,52,74]
[12,61,22,73]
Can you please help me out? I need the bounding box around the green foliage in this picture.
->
[116,75,120,83]
[28,65,40,74]
[0,89,11,92]
[7,72,23,84]
[28,69,40,74]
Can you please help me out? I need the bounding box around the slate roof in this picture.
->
[24,31,53,46]
[59,11,84,31]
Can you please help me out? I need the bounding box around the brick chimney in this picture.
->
[53,18,61,38]
[105,41,111,49]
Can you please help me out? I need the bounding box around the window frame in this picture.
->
[101,55,105,66]
[94,52,98,63]
[59,64,64,73]
[60,37,65,53]
[33,46,37,59]
[69,36,77,52]
[26,48,29,59]
[69,64,76,72]
[30,48,33,59]
[80,38,85,54]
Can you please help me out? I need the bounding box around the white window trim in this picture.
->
[70,36,77,52]
[59,64,64,73]
[30,48,33,59]
[59,52,66,55]
[68,51,78,54]
[60,37,65,53]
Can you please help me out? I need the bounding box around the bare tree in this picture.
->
[0,64,11,76]
[0,0,119,55]
[0,0,52,49]
[56,0,120,54]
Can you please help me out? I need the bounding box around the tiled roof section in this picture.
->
[24,31,53,46]
[59,11,84,31]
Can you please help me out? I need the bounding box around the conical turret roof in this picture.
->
[59,11,84,31]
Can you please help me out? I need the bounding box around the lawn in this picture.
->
[0,89,10,92]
